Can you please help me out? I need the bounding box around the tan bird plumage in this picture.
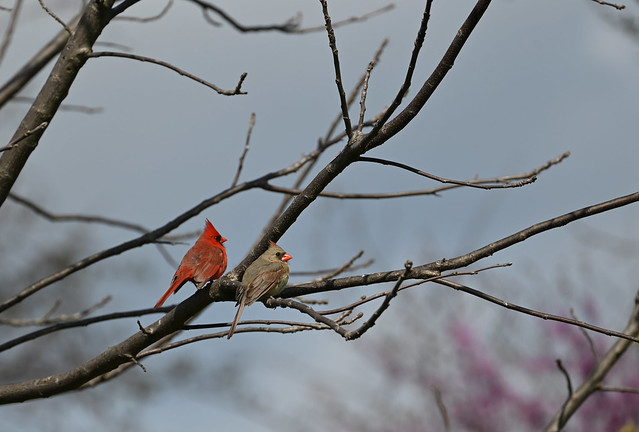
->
[228,241,292,339]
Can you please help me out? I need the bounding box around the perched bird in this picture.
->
[154,219,227,309]
[228,241,292,339]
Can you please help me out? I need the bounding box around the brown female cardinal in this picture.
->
[227,241,292,339]
[154,219,227,309]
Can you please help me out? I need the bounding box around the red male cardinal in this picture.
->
[227,241,292,339]
[154,219,227,309]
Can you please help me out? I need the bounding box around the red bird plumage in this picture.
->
[154,219,227,309]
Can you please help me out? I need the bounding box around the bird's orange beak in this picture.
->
[282,253,292,262]
[220,236,228,244]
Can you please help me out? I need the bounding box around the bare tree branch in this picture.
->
[114,0,172,22]
[0,13,80,109]
[11,96,103,113]
[320,0,353,138]
[545,292,639,431]
[0,0,116,208]
[571,308,600,363]
[261,151,569,199]
[598,386,639,394]
[0,0,22,69]
[432,386,451,432]
[87,51,247,96]
[293,250,369,281]
[591,0,625,9]
[295,4,395,34]
[0,303,169,353]
[260,38,389,236]
[343,260,412,340]
[189,0,301,32]
[37,0,73,35]
[0,296,111,327]
[6,192,179,266]
[361,0,493,151]
[7,193,149,232]
[231,113,256,187]
[0,122,48,152]
[357,60,374,133]
[358,156,537,189]
[367,0,433,137]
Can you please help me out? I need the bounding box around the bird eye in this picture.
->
[275,252,282,257]
[215,236,221,241]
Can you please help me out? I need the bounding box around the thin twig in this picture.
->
[545,292,639,431]
[296,4,395,33]
[317,263,510,316]
[37,0,73,34]
[0,13,81,110]
[110,0,142,18]
[320,0,352,138]
[143,321,327,355]
[124,354,147,373]
[267,297,349,337]
[262,152,570,199]
[358,156,536,189]
[7,192,178,267]
[232,113,255,187]
[11,96,103,114]
[555,358,573,427]
[300,250,367,282]
[570,308,600,363]
[260,39,389,239]
[88,51,247,95]
[190,0,300,32]
[435,279,639,345]
[357,60,374,133]
[432,386,451,432]
[0,296,111,326]
[0,0,22,69]
[345,260,413,340]
[359,0,493,152]
[598,386,639,394]
[8,193,149,231]
[366,0,433,139]
[292,255,372,278]
[183,318,324,332]
[0,305,167,353]
[591,0,625,9]
[115,0,172,22]
[0,122,47,152]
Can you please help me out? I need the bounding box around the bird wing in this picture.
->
[243,269,284,306]
[192,246,227,288]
